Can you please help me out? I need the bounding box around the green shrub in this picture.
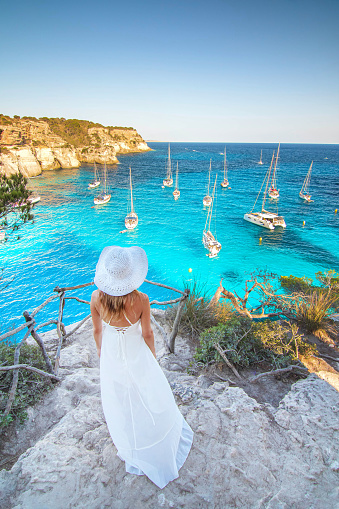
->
[292,291,337,339]
[0,342,54,427]
[195,317,317,370]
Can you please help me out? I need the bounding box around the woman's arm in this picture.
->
[140,293,156,358]
[90,290,103,357]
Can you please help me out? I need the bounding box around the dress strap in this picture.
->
[123,312,133,326]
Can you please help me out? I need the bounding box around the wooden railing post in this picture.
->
[168,288,190,353]
[23,311,54,374]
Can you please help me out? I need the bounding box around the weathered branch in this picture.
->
[3,325,34,419]
[249,365,309,383]
[144,279,185,295]
[64,296,90,305]
[0,321,34,342]
[31,294,59,318]
[63,314,91,340]
[150,296,184,306]
[35,319,58,331]
[168,289,190,353]
[54,292,66,375]
[0,364,60,381]
[23,311,54,374]
[313,354,339,364]
[213,342,243,380]
[54,282,94,293]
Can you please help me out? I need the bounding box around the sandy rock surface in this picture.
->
[0,318,338,509]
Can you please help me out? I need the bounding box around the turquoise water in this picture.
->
[1,142,339,336]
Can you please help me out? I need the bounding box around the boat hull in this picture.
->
[244,212,286,230]
[268,188,279,199]
[125,212,138,229]
[173,189,180,200]
[88,181,100,189]
[94,194,111,205]
[163,179,173,187]
[203,230,221,257]
[299,192,312,202]
[221,180,229,188]
[203,195,212,206]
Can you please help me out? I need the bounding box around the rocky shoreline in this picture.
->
[0,311,338,508]
[0,116,151,177]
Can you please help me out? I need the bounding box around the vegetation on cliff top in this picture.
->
[0,114,138,148]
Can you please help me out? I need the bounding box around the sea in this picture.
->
[1,142,339,339]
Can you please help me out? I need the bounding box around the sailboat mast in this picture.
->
[272,143,280,188]
[224,148,226,180]
[167,144,171,179]
[129,167,134,213]
[208,160,211,194]
[305,161,313,193]
[104,162,107,194]
[176,162,178,189]
[262,152,275,211]
[208,175,218,230]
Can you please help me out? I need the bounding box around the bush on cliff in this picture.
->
[0,172,34,243]
[194,317,317,369]
[0,342,54,428]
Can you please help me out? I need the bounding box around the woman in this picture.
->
[90,245,193,489]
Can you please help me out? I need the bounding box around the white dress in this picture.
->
[100,314,194,489]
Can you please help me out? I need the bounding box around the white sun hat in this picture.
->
[94,246,148,296]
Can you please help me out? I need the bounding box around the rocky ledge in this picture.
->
[0,314,338,508]
[0,115,150,177]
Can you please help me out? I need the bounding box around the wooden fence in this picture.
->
[0,280,190,421]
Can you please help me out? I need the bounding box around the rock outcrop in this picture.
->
[0,115,150,177]
[0,315,338,509]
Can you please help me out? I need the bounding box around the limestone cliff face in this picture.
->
[0,116,150,177]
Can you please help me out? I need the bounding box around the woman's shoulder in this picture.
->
[91,289,100,303]
[136,291,150,305]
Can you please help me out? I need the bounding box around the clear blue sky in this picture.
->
[1,0,338,143]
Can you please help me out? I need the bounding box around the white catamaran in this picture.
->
[244,153,286,230]
[125,167,138,229]
[220,147,229,188]
[268,144,280,199]
[299,162,313,202]
[173,162,180,200]
[203,160,212,206]
[94,162,111,205]
[88,162,100,189]
[203,174,222,257]
[163,144,173,187]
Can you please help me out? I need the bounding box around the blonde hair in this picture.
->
[99,289,138,322]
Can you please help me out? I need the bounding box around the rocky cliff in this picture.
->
[0,115,150,177]
[0,312,338,508]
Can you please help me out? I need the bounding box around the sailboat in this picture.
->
[94,162,111,205]
[88,162,100,189]
[268,144,280,199]
[299,162,313,202]
[163,144,173,187]
[203,174,221,257]
[258,150,263,165]
[244,153,286,230]
[125,167,138,229]
[173,162,180,200]
[220,147,229,188]
[203,160,212,206]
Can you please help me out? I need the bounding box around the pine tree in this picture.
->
[0,172,34,242]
